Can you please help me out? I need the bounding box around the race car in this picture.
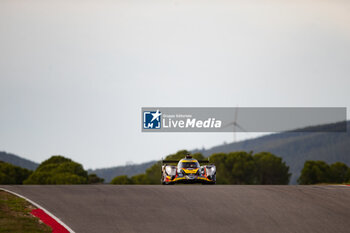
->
[161,154,216,185]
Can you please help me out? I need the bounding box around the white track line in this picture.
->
[0,187,75,233]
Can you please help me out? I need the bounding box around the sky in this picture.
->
[0,0,349,169]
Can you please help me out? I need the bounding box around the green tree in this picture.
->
[228,152,256,184]
[48,173,87,184]
[329,162,349,183]
[131,174,148,184]
[210,152,256,184]
[209,153,229,184]
[143,161,161,184]
[88,174,104,184]
[253,152,291,185]
[0,161,32,184]
[54,162,88,177]
[210,151,290,184]
[24,155,88,184]
[24,172,52,184]
[297,161,330,184]
[38,156,73,168]
[111,175,133,184]
[298,160,350,184]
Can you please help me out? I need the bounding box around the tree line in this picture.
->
[111,150,350,185]
[0,156,104,184]
[298,161,350,184]
[1,152,349,185]
[111,150,291,185]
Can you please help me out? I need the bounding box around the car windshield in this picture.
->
[179,162,199,169]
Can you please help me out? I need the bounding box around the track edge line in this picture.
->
[0,187,75,233]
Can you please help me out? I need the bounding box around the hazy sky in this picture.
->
[1,0,349,169]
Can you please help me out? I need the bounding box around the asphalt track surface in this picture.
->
[1,185,350,233]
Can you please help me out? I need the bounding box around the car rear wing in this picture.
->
[162,160,214,165]
[162,160,179,164]
[198,160,212,164]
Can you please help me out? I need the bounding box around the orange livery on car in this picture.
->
[161,154,216,185]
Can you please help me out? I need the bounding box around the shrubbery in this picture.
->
[88,174,104,184]
[23,155,103,184]
[298,161,350,184]
[0,161,32,184]
[211,151,290,184]
[111,175,133,184]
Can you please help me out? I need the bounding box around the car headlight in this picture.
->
[165,166,176,176]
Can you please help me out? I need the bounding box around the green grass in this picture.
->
[0,191,52,233]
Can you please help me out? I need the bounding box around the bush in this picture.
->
[298,161,350,184]
[88,174,104,184]
[48,173,88,184]
[329,162,349,183]
[253,152,291,184]
[0,161,32,184]
[24,155,89,184]
[111,175,133,184]
[210,151,290,184]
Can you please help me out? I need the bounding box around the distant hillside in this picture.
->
[0,151,38,170]
[88,161,157,183]
[193,121,350,184]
